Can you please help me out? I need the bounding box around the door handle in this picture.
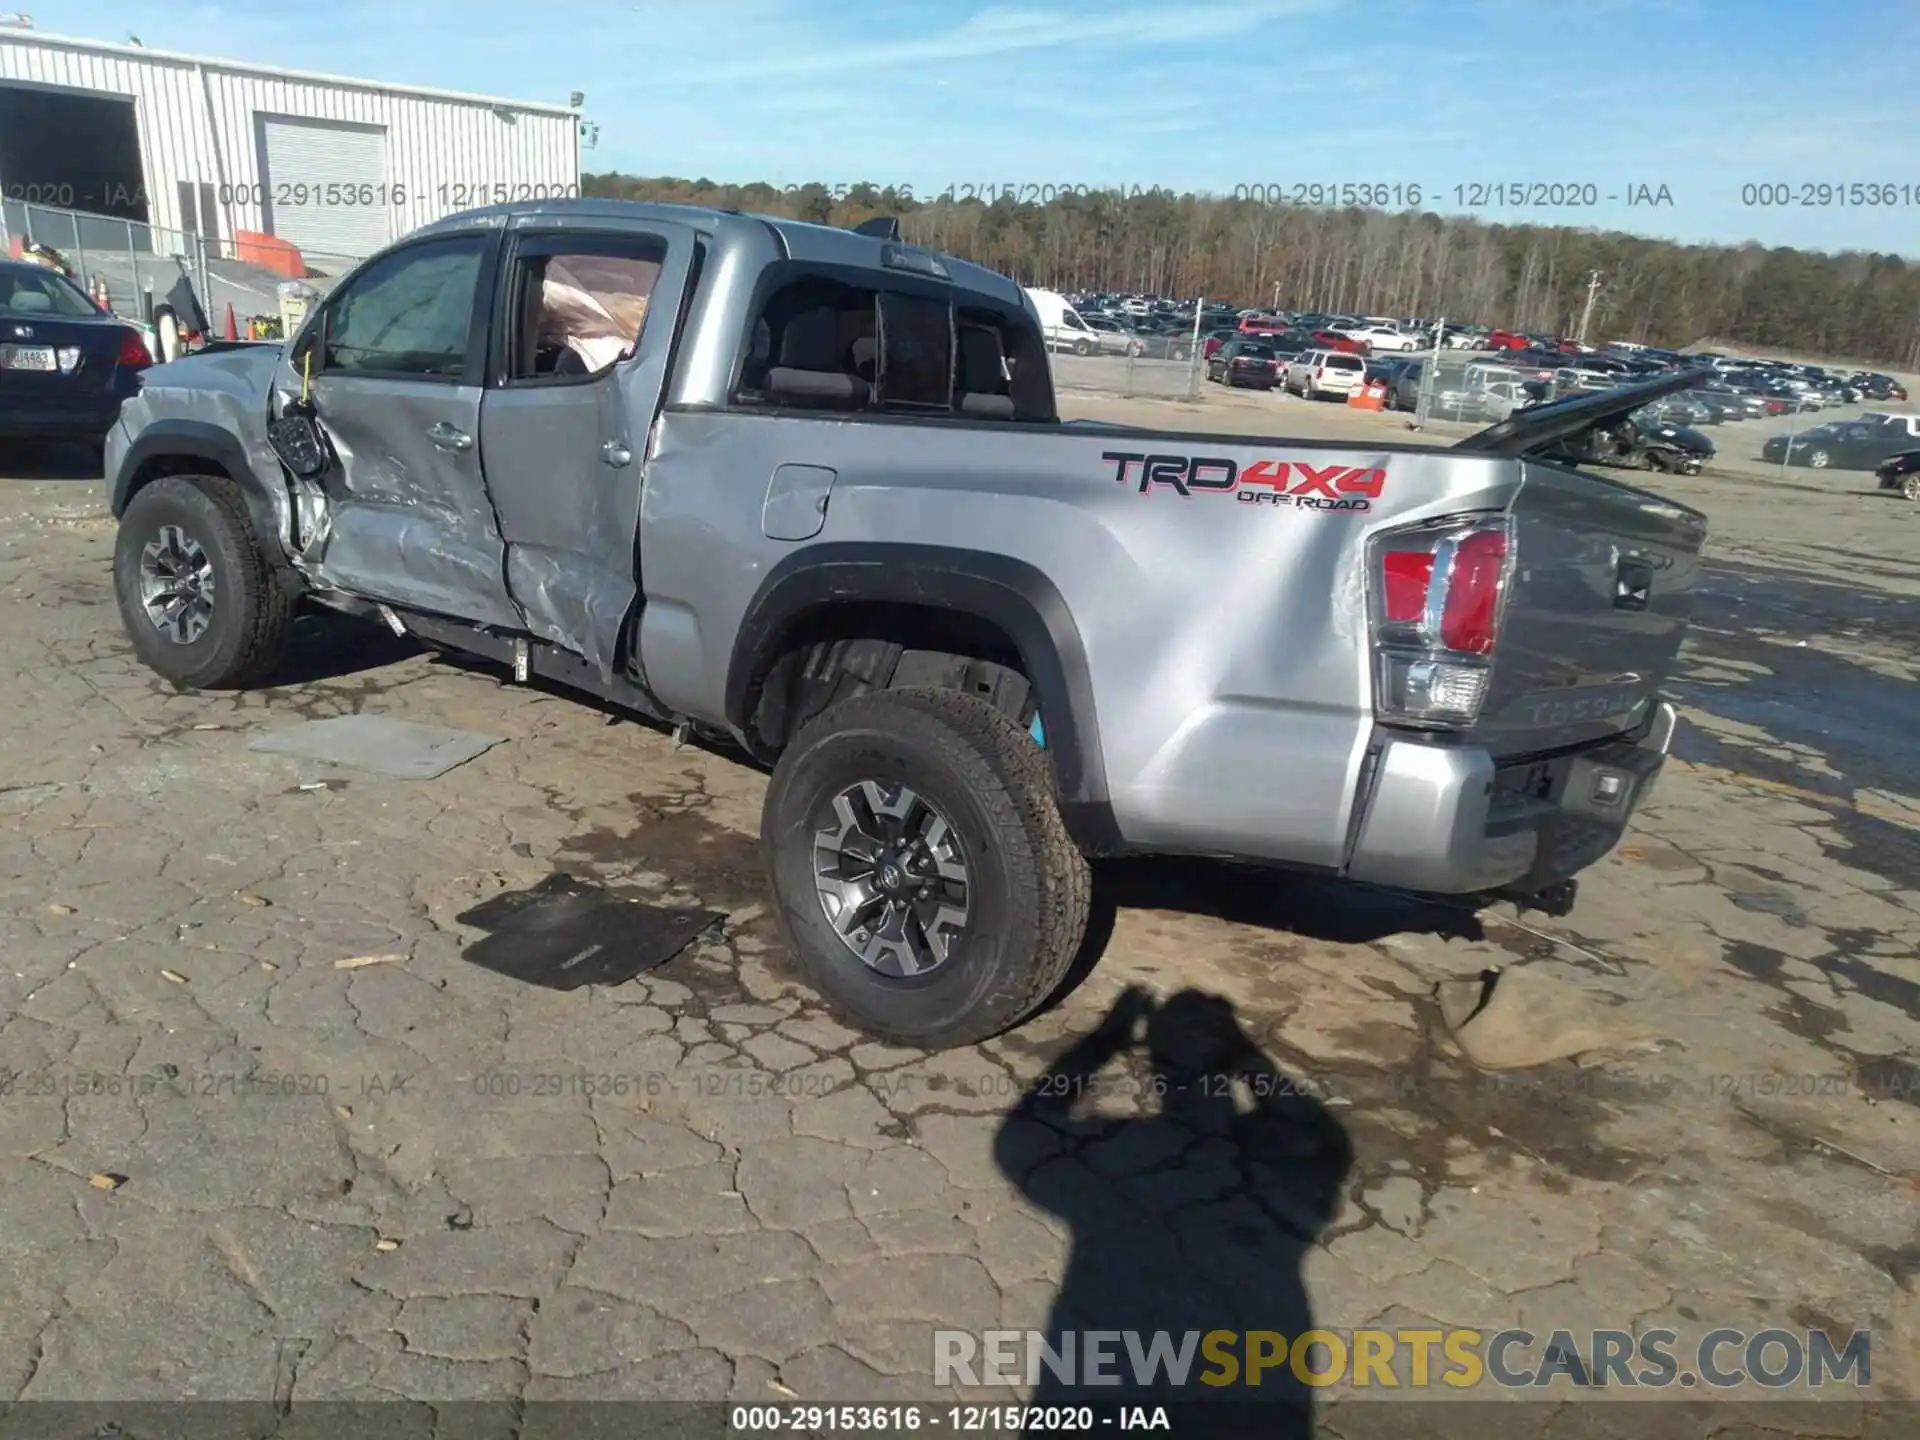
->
[427,421,473,452]
[601,439,632,468]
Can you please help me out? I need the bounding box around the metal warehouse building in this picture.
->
[0,27,581,268]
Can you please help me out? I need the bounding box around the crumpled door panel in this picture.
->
[308,374,521,629]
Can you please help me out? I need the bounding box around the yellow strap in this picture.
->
[301,348,311,406]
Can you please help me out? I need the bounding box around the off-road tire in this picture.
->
[114,473,293,689]
[762,686,1091,1048]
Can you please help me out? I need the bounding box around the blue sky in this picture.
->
[44,0,1920,255]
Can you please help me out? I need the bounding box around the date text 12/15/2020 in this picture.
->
[771,181,1679,209]
[0,180,583,211]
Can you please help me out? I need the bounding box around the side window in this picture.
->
[323,236,487,378]
[956,303,1053,422]
[507,241,665,383]
[734,275,878,413]
[732,273,1055,422]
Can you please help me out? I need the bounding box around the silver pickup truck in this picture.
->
[103,200,1707,1047]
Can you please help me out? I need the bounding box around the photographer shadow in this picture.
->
[993,987,1354,1437]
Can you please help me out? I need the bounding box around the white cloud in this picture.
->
[639,0,1347,87]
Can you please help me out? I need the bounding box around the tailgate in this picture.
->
[1471,458,1707,757]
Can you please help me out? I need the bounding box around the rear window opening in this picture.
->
[734,271,1052,421]
[1324,356,1364,372]
[0,265,100,318]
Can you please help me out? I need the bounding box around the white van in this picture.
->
[1025,288,1105,355]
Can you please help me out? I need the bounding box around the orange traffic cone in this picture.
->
[223,302,238,341]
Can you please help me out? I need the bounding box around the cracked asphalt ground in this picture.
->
[0,414,1915,1438]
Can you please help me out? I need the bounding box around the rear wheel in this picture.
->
[114,474,292,689]
[1073,338,1094,356]
[1903,473,1920,502]
[762,687,1091,1048]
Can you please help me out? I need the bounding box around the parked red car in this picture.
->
[1483,329,1531,350]
[1308,329,1367,354]
[1239,316,1288,334]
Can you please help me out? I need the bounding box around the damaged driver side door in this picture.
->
[278,228,521,629]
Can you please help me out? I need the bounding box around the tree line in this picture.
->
[583,174,1920,370]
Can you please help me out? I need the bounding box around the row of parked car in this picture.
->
[1201,331,1920,473]
[1051,291,1920,479]
[1060,293,1907,405]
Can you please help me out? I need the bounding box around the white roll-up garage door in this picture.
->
[257,116,393,262]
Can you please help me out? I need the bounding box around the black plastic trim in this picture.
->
[111,418,281,544]
[726,543,1109,808]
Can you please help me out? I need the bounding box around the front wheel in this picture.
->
[113,474,293,689]
[1903,473,1920,502]
[762,687,1091,1048]
[1168,345,1190,361]
[1807,449,1831,469]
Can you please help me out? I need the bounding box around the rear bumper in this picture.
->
[1345,701,1677,895]
[0,396,125,439]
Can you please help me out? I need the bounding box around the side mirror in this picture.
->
[267,411,334,479]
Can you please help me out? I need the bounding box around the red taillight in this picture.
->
[1440,528,1508,654]
[1369,519,1510,728]
[1380,550,1434,621]
[115,330,152,369]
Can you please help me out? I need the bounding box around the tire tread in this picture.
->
[764,685,1091,1047]
[117,473,292,689]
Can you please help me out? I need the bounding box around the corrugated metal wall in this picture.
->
[0,34,579,262]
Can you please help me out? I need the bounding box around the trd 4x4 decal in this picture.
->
[1101,452,1385,511]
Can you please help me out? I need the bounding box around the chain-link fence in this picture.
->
[1043,303,1211,400]
[0,199,364,336]
[1405,354,1545,428]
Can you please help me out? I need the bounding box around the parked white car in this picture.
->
[1282,349,1367,399]
[1346,324,1421,353]
[1476,380,1535,419]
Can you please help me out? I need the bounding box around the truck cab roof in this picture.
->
[410,197,1026,309]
